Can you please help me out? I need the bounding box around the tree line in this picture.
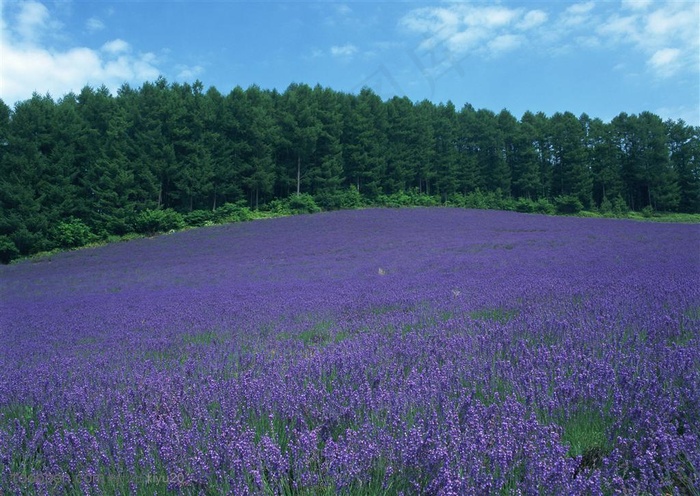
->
[0,78,698,262]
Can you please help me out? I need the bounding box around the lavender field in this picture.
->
[1,208,699,495]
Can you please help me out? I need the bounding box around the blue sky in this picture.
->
[1,0,698,125]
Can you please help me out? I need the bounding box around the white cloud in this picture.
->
[399,1,697,81]
[488,34,523,54]
[598,1,699,78]
[622,0,653,11]
[331,43,358,57]
[86,17,105,33]
[0,1,161,106]
[648,47,682,76]
[15,0,50,43]
[335,4,351,17]
[517,10,548,31]
[400,4,543,58]
[560,2,596,27]
[175,64,204,81]
[566,2,596,16]
[101,39,130,54]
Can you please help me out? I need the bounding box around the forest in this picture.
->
[0,78,698,263]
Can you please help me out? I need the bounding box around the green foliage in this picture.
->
[0,235,19,264]
[514,197,555,215]
[376,189,440,208]
[611,194,629,215]
[132,209,185,235]
[183,209,214,227]
[599,196,613,216]
[560,408,611,462]
[447,189,518,211]
[470,307,519,324]
[287,193,321,214]
[314,185,366,211]
[515,197,537,213]
[534,198,556,215]
[641,205,654,218]
[53,217,96,248]
[213,202,254,223]
[338,185,366,209]
[554,195,584,214]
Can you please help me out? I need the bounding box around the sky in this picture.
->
[1,0,698,125]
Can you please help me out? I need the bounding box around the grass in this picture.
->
[560,408,611,460]
[577,210,700,223]
[182,329,223,346]
[470,307,519,324]
[0,403,37,429]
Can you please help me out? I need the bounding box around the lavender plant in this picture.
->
[1,208,698,495]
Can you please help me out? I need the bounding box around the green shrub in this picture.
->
[314,186,366,211]
[213,202,253,223]
[515,198,537,213]
[457,189,514,211]
[337,185,366,210]
[184,210,214,227]
[376,189,439,208]
[534,198,556,215]
[132,209,185,235]
[611,195,629,216]
[641,205,655,218]
[263,199,291,216]
[0,235,19,264]
[554,195,584,214]
[287,193,321,214]
[12,227,50,255]
[599,196,613,215]
[497,195,517,211]
[54,217,96,248]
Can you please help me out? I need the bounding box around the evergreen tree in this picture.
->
[586,116,623,208]
[666,119,700,213]
[455,104,482,194]
[549,112,592,207]
[277,83,323,196]
[432,101,460,200]
[511,112,542,199]
[242,85,277,208]
[342,88,388,198]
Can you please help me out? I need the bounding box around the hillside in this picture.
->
[1,208,699,494]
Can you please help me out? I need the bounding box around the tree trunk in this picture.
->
[297,155,301,195]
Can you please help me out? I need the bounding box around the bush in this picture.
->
[263,199,291,216]
[554,195,584,214]
[315,186,366,211]
[287,193,321,214]
[611,195,629,216]
[599,196,613,216]
[339,186,366,209]
[497,195,517,212]
[54,217,96,248]
[0,235,19,264]
[12,227,50,255]
[515,198,537,213]
[184,210,215,227]
[641,205,655,218]
[213,202,253,223]
[377,189,440,208]
[132,209,185,235]
[534,198,555,215]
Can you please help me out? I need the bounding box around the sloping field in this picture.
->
[1,208,699,494]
